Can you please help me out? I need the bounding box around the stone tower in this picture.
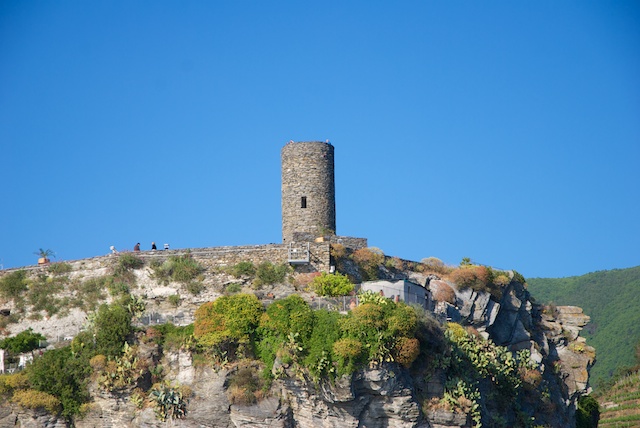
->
[281,141,336,243]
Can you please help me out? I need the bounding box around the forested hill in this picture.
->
[528,266,640,388]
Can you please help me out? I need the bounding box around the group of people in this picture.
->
[110,242,170,254]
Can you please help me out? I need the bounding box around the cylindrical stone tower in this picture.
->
[281,141,336,243]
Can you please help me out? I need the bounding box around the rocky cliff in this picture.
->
[0,251,594,427]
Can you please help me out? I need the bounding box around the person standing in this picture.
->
[134,243,140,252]
[151,242,157,250]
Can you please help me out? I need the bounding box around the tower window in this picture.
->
[301,196,307,208]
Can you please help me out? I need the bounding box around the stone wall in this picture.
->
[0,243,334,278]
[281,141,336,243]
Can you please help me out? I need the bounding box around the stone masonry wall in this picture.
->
[0,243,334,278]
[281,141,336,243]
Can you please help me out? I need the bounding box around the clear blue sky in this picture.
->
[1,1,638,278]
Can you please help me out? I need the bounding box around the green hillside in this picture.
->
[528,266,640,389]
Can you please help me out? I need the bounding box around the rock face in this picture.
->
[0,260,593,428]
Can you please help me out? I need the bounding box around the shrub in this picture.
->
[311,272,354,297]
[114,254,144,279]
[151,323,194,350]
[259,295,314,341]
[450,265,491,292]
[25,346,91,419]
[169,254,204,283]
[351,248,384,280]
[0,270,28,299]
[431,281,457,304]
[48,262,72,275]
[330,243,346,259]
[258,295,314,371]
[511,270,526,285]
[388,257,405,270]
[89,354,107,372]
[0,328,45,354]
[254,262,289,287]
[93,303,132,357]
[11,389,61,413]
[194,294,262,358]
[168,294,181,307]
[186,281,204,296]
[519,367,542,391]
[229,261,256,278]
[227,365,264,405]
[0,372,29,396]
[151,254,204,284]
[225,283,242,294]
[303,310,343,379]
[107,280,130,296]
[332,338,363,374]
[394,337,420,368]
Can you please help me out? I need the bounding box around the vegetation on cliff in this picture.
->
[0,250,596,426]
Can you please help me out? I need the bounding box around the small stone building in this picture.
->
[360,279,430,308]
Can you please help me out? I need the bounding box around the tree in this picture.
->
[0,328,45,354]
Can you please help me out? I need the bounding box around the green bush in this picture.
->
[110,254,143,284]
[150,323,194,350]
[168,294,181,307]
[229,261,256,278]
[258,295,314,371]
[194,293,263,358]
[339,301,420,369]
[225,283,243,294]
[93,303,132,357]
[25,346,91,420]
[254,262,289,287]
[311,272,354,297]
[186,281,204,296]
[170,254,204,283]
[48,262,72,275]
[151,254,204,284]
[115,253,145,272]
[0,270,28,299]
[332,338,364,374]
[303,310,343,379]
[0,328,45,354]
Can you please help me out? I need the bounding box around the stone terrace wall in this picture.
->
[0,243,334,277]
